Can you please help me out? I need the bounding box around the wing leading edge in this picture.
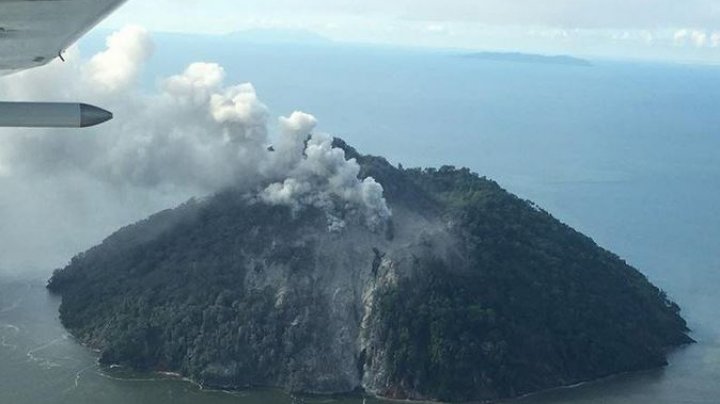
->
[0,0,127,74]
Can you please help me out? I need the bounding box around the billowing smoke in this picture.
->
[0,26,390,271]
[261,128,391,230]
[85,26,156,92]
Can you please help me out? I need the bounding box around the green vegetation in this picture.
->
[49,196,328,388]
[368,166,691,401]
[48,140,692,402]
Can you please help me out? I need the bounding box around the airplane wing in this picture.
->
[0,0,127,75]
[0,0,127,128]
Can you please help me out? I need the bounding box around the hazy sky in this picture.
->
[99,0,720,63]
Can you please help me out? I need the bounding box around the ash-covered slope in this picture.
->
[48,139,692,402]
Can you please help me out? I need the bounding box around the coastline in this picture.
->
[85,353,685,404]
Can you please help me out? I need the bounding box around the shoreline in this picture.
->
[60,299,695,404]
[93,354,684,404]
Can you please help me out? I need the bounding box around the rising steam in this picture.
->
[0,26,391,236]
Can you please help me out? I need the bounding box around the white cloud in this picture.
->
[673,29,716,47]
[84,26,154,93]
[691,30,708,47]
[674,29,690,46]
[711,32,720,47]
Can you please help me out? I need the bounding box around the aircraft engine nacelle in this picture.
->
[0,102,113,128]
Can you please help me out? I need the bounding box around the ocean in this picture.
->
[1,35,719,403]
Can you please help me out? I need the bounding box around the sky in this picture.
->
[98,0,720,63]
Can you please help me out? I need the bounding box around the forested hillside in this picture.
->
[48,139,692,402]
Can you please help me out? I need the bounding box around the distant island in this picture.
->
[463,51,592,66]
[48,139,690,402]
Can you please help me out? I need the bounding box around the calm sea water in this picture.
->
[0,277,382,404]
[1,37,719,403]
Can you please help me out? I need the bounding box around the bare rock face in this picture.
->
[48,140,692,402]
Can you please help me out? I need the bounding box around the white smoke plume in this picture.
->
[261,130,391,230]
[0,26,390,270]
[85,26,155,93]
